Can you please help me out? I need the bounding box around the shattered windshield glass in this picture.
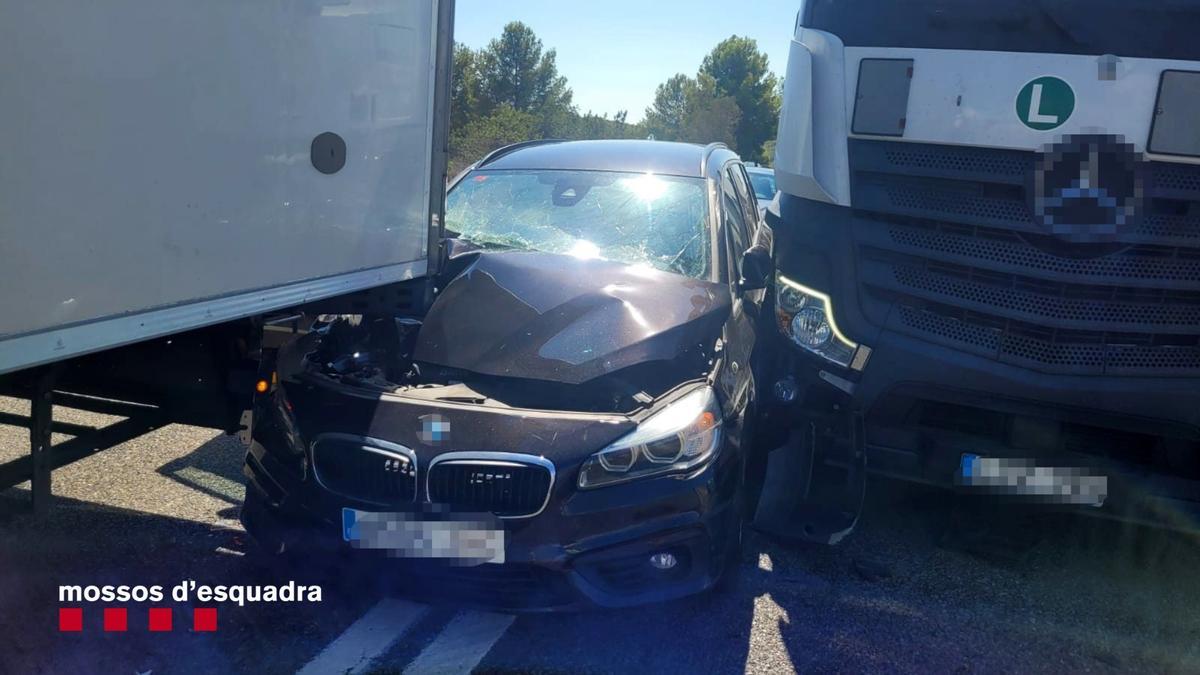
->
[445,169,711,279]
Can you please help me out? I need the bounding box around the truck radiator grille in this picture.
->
[849,139,1200,375]
[427,458,553,518]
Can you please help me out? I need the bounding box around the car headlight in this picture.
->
[776,273,864,369]
[578,386,722,489]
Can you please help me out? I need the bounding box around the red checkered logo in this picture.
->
[192,608,217,632]
[103,608,127,632]
[148,608,173,632]
[58,608,82,632]
[58,607,216,633]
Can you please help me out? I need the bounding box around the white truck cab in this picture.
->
[758,0,1200,542]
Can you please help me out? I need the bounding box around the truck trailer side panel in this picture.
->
[0,0,446,374]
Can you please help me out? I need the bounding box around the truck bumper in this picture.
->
[765,195,1200,530]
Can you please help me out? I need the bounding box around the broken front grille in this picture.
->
[849,139,1200,375]
[426,455,554,518]
[311,435,417,505]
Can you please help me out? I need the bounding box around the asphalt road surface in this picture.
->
[1,395,1198,674]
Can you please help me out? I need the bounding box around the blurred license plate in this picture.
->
[957,453,1107,507]
[341,508,505,564]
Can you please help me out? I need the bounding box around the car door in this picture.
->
[718,162,758,419]
[730,163,773,310]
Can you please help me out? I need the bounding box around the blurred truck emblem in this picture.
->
[1032,134,1145,243]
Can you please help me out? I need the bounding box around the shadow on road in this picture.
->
[156,433,247,508]
[0,488,388,675]
[759,479,1200,673]
[3,450,1200,674]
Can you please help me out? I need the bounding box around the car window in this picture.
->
[727,165,757,239]
[721,173,749,283]
[747,170,776,201]
[735,165,763,225]
[446,169,711,280]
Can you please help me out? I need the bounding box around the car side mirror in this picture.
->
[739,244,772,292]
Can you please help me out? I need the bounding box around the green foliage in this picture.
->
[451,43,480,132]
[699,36,780,162]
[449,23,648,174]
[644,74,691,138]
[474,22,574,135]
[641,37,780,161]
[643,73,740,147]
[448,24,781,173]
[567,110,645,141]
[449,104,539,176]
[474,23,569,113]
[761,139,777,167]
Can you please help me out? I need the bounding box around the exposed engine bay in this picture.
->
[299,249,733,415]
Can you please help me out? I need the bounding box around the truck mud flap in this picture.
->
[752,411,866,545]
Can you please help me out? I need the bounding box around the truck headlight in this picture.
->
[776,273,864,369]
[791,307,833,349]
[578,386,722,489]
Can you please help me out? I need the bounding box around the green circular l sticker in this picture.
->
[1015,76,1075,131]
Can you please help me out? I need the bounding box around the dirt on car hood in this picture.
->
[412,251,729,385]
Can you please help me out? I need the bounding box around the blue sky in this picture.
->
[454,0,800,123]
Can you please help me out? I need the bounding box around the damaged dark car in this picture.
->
[241,140,775,609]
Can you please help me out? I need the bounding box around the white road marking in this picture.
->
[404,611,515,675]
[296,598,427,675]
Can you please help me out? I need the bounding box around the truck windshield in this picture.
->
[445,169,711,279]
[801,0,1200,61]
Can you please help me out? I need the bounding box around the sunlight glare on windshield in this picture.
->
[622,173,668,202]
[567,239,601,259]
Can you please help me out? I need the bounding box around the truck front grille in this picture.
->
[850,139,1200,375]
[427,456,553,518]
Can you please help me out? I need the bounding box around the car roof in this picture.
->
[478,139,736,178]
[745,166,774,175]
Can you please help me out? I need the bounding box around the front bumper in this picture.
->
[241,386,742,611]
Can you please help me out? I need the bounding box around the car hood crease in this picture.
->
[413,251,730,385]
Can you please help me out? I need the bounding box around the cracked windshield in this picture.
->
[446,170,710,278]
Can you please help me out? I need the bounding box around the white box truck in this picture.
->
[0,0,455,508]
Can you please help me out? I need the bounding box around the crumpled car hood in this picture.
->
[412,251,729,385]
